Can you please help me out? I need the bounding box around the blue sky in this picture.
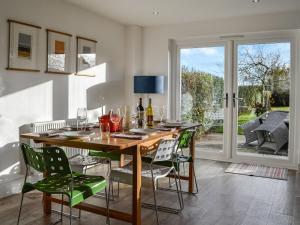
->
[181,46,225,77]
[180,42,290,78]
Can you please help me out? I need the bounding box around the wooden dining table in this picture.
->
[20,123,200,225]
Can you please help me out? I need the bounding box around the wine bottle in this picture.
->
[146,98,154,128]
[137,98,144,128]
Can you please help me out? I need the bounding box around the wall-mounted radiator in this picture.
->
[24,119,88,158]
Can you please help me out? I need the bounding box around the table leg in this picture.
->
[132,145,142,225]
[43,172,51,215]
[188,135,195,193]
[42,144,51,215]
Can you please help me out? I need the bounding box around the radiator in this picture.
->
[30,120,88,157]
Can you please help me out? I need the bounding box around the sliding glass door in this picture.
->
[232,40,292,162]
[175,35,295,167]
[179,43,229,159]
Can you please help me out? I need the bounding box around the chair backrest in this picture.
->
[178,129,195,149]
[43,147,72,175]
[21,143,45,173]
[153,138,178,162]
[264,111,288,123]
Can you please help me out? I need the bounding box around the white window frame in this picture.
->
[169,30,299,169]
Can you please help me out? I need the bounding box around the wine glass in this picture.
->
[120,106,127,133]
[109,108,121,132]
[129,105,137,129]
[158,105,166,125]
[99,96,105,116]
[77,107,87,131]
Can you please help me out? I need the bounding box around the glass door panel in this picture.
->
[235,42,291,159]
[180,46,226,157]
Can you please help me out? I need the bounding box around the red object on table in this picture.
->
[99,114,122,132]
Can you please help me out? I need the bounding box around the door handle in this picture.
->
[223,93,228,108]
[233,93,243,108]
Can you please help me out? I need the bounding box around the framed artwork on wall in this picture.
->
[46,29,72,74]
[76,36,97,76]
[7,19,41,72]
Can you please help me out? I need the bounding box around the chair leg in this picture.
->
[60,195,64,222]
[192,161,199,194]
[108,161,116,201]
[177,168,184,210]
[174,171,183,211]
[17,192,25,225]
[77,165,88,218]
[69,201,72,225]
[105,185,110,225]
[110,180,114,201]
[117,181,120,198]
[152,179,159,225]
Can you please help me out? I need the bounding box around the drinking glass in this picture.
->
[110,108,121,132]
[77,107,87,131]
[158,105,166,125]
[99,96,105,116]
[120,106,127,133]
[100,123,110,139]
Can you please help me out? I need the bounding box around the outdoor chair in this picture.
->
[110,138,182,225]
[241,111,289,154]
[253,111,289,154]
[240,117,262,146]
[17,144,110,225]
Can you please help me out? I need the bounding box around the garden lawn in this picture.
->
[214,106,289,135]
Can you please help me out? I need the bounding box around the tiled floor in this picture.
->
[0,159,298,225]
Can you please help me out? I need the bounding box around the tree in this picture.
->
[181,66,224,134]
[238,46,289,109]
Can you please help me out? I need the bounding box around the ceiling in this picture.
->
[65,0,300,26]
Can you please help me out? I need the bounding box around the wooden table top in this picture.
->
[20,123,201,152]
[20,129,176,152]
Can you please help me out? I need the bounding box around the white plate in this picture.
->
[61,131,94,138]
[129,128,156,135]
[163,121,184,127]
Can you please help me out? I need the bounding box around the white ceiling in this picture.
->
[65,0,300,26]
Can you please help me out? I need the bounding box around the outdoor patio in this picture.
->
[195,133,288,159]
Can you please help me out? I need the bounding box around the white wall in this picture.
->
[139,10,300,167]
[0,0,125,196]
[124,25,143,108]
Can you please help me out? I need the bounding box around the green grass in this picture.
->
[271,106,289,111]
[211,106,289,135]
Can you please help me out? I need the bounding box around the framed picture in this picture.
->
[46,29,72,74]
[7,19,41,72]
[76,36,97,76]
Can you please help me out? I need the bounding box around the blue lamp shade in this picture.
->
[134,75,164,94]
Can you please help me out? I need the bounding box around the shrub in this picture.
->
[270,90,289,107]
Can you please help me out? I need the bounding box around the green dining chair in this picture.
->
[174,129,198,194]
[17,143,110,225]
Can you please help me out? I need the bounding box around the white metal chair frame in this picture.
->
[110,138,183,225]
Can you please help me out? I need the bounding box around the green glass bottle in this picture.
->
[146,98,154,128]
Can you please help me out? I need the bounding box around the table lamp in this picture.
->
[134,75,164,94]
